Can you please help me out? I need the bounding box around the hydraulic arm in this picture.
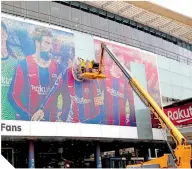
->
[100,43,191,168]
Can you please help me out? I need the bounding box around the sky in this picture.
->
[152,0,192,18]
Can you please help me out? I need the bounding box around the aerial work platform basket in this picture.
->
[72,43,106,82]
[80,72,106,80]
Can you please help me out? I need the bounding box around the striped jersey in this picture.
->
[8,56,62,121]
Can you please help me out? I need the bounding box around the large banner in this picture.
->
[1,16,75,122]
[1,16,162,127]
[164,103,192,126]
[94,39,162,127]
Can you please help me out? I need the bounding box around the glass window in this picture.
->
[158,69,172,84]
[182,76,192,89]
[179,62,191,77]
[170,72,183,87]
[183,89,192,99]
[172,86,183,99]
[169,59,180,74]
[160,82,173,98]
[157,55,170,70]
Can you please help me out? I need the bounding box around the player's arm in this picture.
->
[8,64,30,120]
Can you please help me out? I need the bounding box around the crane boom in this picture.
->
[100,43,191,168]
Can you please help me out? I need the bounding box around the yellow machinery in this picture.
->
[97,43,191,168]
[79,45,106,80]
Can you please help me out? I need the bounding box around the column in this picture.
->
[148,148,151,160]
[58,146,64,167]
[28,140,35,168]
[138,147,149,162]
[115,148,120,157]
[95,142,102,168]
[144,148,149,161]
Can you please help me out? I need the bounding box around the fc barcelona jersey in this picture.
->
[61,68,105,124]
[8,56,61,121]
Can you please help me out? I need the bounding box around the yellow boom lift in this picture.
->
[89,43,191,168]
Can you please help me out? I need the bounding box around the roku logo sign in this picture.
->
[1,123,21,132]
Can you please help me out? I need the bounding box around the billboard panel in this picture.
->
[1,16,162,128]
[1,16,75,122]
[94,38,161,128]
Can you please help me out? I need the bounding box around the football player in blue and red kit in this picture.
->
[8,28,64,121]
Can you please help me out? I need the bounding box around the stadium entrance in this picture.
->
[1,136,169,168]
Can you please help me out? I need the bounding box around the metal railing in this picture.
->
[1,2,192,65]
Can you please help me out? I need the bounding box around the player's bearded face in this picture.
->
[40,36,52,61]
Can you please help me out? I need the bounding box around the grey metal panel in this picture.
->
[123,25,132,38]
[142,32,147,42]
[38,1,50,22]
[178,46,184,56]
[81,11,92,34]
[39,1,50,15]
[108,20,116,33]
[20,1,27,17]
[131,28,136,40]
[71,8,82,31]
[50,2,61,24]
[138,30,145,43]
[60,4,71,20]
[144,33,150,44]
[1,1,14,13]
[99,17,109,39]
[183,48,188,58]
[187,50,191,58]
[90,14,100,31]
[168,42,174,53]
[172,44,179,55]
[134,29,140,41]
[165,40,171,51]
[60,4,72,28]
[161,39,167,52]
[82,25,93,35]
[167,41,172,52]
[115,22,124,42]
[151,35,157,47]
[81,11,91,26]
[157,37,163,48]
[89,14,101,36]
[108,21,119,40]
[26,1,39,19]
[116,23,124,36]
[13,1,22,15]
[99,17,109,31]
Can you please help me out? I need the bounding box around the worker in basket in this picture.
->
[79,57,86,73]
[88,60,93,73]
[91,60,100,72]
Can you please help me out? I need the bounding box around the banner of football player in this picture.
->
[94,38,162,128]
[1,16,162,127]
[1,16,75,122]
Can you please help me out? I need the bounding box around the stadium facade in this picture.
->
[1,1,192,168]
